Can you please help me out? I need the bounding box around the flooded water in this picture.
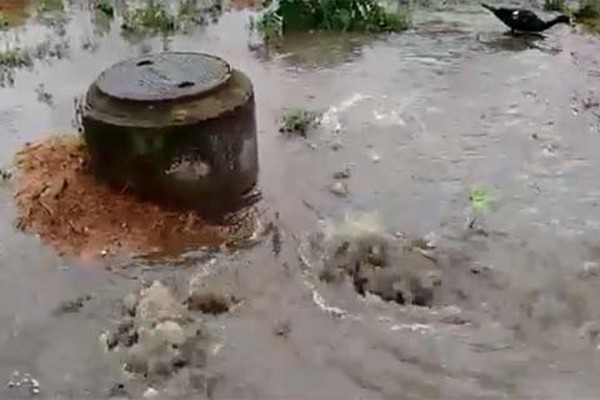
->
[1,0,600,398]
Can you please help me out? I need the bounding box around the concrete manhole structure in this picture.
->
[81,52,259,218]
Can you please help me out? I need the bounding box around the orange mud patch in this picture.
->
[229,0,263,10]
[0,0,30,26]
[13,135,256,262]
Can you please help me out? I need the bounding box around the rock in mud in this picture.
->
[143,387,159,398]
[108,382,129,398]
[273,319,291,338]
[6,371,41,396]
[370,153,381,163]
[329,181,348,196]
[333,168,351,179]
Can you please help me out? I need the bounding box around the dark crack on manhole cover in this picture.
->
[95,52,231,102]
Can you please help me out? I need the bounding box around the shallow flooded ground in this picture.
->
[1,0,600,398]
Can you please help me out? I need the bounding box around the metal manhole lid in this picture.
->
[95,52,232,102]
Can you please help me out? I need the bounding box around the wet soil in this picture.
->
[13,134,255,261]
[1,0,600,399]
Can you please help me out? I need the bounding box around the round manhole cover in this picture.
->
[95,52,232,102]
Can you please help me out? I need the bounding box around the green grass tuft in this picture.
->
[253,0,410,40]
[279,109,322,137]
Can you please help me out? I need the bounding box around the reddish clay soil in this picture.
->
[13,134,256,262]
[229,0,263,10]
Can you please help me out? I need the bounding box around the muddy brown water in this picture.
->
[1,1,600,398]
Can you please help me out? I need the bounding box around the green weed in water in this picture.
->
[572,0,600,31]
[121,0,222,36]
[250,7,283,42]
[544,0,565,11]
[122,1,177,34]
[468,187,491,213]
[94,0,115,18]
[38,0,65,13]
[253,0,410,38]
[279,109,322,137]
[0,48,33,69]
[0,11,8,28]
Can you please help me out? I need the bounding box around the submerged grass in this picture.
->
[253,0,410,40]
[94,0,115,18]
[572,0,600,31]
[122,0,177,33]
[37,0,65,13]
[279,109,322,137]
[0,40,69,87]
[0,48,33,69]
[121,0,222,35]
[543,0,565,12]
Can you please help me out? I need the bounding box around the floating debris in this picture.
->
[35,84,54,106]
[330,140,343,151]
[333,168,351,180]
[6,371,41,395]
[273,319,291,338]
[54,294,92,315]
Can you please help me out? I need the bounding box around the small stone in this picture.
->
[143,387,159,398]
[7,380,15,388]
[329,181,348,196]
[108,383,129,398]
[101,249,108,257]
[274,319,291,338]
[371,153,381,163]
[331,141,342,151]
[31,387,40,395]
[31,378,40,389]
[333,168,351,179]
[307,143,317,150]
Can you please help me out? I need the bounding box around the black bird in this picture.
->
[481,3,571,33]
